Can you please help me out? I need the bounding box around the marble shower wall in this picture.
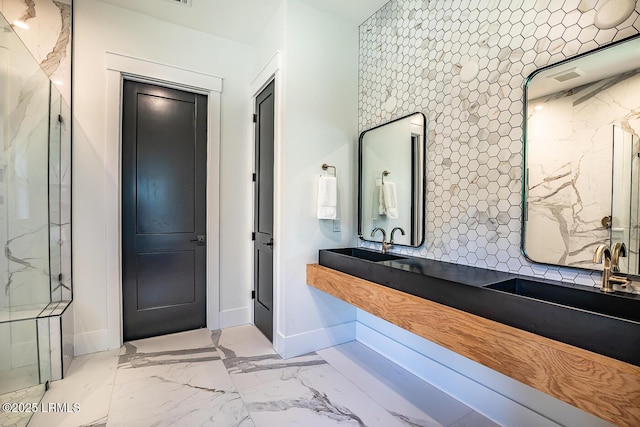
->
[0,10,51,309]
[0,0,72,306]
[0,0,72,103]
[358,0,640,288]
[526,71,640,270]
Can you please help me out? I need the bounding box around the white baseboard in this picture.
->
[219,306,252,329]
[277,321,356,359]
[74,329,109,356]
[356,311,611,427]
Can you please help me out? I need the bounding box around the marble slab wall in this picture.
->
[0,11,52,309]
[0,0,72,309]
[0,0,72,103]
[358,0,640,289]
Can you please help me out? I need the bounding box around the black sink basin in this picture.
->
[327,247,407,262]
[485,278,640,323]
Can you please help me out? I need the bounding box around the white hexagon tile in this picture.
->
[358,0,640,290]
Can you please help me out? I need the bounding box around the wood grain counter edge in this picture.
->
[307,263,640,427]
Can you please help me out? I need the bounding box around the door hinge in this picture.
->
[58,273,63,282]
[252,232,256,241]
[252,173,257,182]
[251,290,256,299]
[58,114,63,123]
[253,114,257,123]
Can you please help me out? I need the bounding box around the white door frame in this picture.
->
[105,52,222,349]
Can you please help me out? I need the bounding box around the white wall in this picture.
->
[272,0,360,357]
[73,0,255,354]
[253,1,286,81]
[73,0,360,356]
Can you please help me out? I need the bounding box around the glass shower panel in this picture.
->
[49,87,62,303]
[48,85,71,303]
[1,13,52,311]
[59,94,71,301]
[0,318,39,395]
[0,7,59,406]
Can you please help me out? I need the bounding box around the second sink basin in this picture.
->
[485,278,640,323]
[326,247,406,262]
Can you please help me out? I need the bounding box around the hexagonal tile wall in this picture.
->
[358,0,640,290]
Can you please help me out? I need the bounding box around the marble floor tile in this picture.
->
[18,326,490,427]
[228,351,406,427]
[29,349,121,427]
[215,325,276,360]
[124,328,216,354]
[108,335,251,427]
[319,341,477,427]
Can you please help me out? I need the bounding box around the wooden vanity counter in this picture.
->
[307,263,640,427]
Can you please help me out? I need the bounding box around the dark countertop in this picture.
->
[319,248,640,366]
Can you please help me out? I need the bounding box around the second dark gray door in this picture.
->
[122,80,207,342]
[254,80,275,341]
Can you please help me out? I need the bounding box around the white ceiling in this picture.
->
[97,0,390,46]
[299,0,389,26]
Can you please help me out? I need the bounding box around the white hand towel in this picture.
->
[317,175,337,219]
[382,180,398,219]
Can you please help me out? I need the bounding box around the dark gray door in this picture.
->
[122,80,207,342]
[254,80,275,341]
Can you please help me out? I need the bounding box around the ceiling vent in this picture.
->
[165,0,192,6]
[548,67,584,82]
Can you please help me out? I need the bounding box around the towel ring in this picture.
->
[382,170,390,184]
[322,163,337,176]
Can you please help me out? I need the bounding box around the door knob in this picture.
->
[263,239,273,247]
[190,235,205,245]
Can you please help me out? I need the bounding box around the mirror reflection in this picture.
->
[523,35,640,273]
[611,125,639,274]
[358,112,426,248]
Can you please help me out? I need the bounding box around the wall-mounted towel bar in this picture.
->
[322,163,337,176]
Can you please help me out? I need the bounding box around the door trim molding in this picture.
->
[105,52,222,349]
[250,51,284,352]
